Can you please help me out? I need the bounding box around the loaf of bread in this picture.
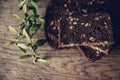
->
[45,0,114,61]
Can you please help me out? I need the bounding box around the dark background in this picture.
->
[109,0,120,46]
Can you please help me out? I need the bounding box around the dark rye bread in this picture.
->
[45,0,114,61]
[60,13,114,47]
[45,0,109,24]
[48,0,109,15]
[45,13,114,48]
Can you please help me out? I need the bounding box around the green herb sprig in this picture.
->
[6,0,47,63]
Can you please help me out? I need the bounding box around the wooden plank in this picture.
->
[0,0,120,80]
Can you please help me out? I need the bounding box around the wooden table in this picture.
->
[0,0,120,80]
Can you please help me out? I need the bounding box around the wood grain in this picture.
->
[0,0,120,80]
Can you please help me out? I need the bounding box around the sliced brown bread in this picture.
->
[45,0,114,61]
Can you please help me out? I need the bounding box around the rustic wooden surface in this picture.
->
[0,0,120,80]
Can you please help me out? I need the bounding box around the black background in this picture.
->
[109,0,120,46]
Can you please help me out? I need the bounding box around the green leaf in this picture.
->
[17,43,29,50]
[39,18,45,24]
[19,55,32,59]
[30,24,40,35]
[29,14,36,21]
[26,20,32,27]
[31,1,38,10]
[5,41,14,45]
[37,58,47,63]
[33,57,47,63]
[35,39,46,46]
[18,47,26,53]
[18,0,26,8]
[23,29,30,39]
[9,26,18,34]
[30,25,40,31]
[12,14,23,20]
[23,4,28,13]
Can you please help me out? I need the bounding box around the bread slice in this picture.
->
[45,0,114,61]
